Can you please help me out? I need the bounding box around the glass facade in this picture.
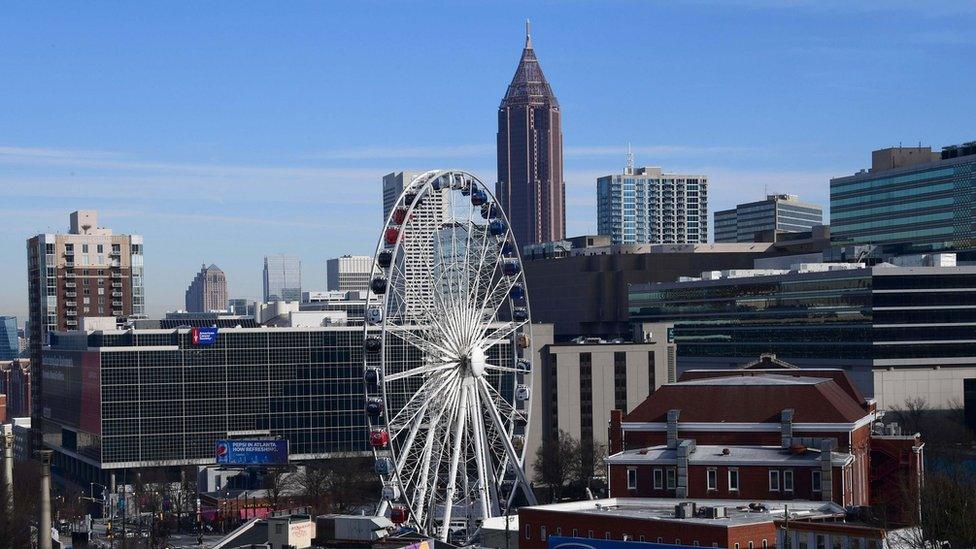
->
[263,254,302,302]
[43,326,423,468]
[713,196,823,243]
[0,315,18,360]
[597,168,708,245]
[628,267,976,364]
[830,154,976,253]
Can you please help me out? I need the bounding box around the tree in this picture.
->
[0,459,42,549]
[892,397,929,436]
[262,466,296,513]
[533,430,582,502]
[889,467,976,548]
[291,457,379,515]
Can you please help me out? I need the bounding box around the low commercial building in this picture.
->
[606,362,923,520]
[629,262,976,409]
[714,194,823,244]
[516,498,845,549]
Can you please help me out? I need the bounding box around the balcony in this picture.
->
[112,310,123,316]
[64,272,75,279]
[65,292,76,298]
[111,282,122,288]
[65,262,75,268]
[112,292,123,298]
[65,282,76,288]
[66,310,77,317]
[112,301,123,307]
[109,250,121,257]
[65,301,77,307]
[111,272,123,279]
[66,319,78,326]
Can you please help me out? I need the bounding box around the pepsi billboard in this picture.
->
[192,327,218,346]
[214,439,288,465]
[549,537,701,549]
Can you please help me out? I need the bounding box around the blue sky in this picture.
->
[2,1,975,319]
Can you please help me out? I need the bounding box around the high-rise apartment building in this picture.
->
[830,141,976,254]
[496,24,565,247]
[326,255,374,292]
[714,194,823,243]
[0,316,17,360]
[382,171,419,222]
[184,263,228,312]
[597,165,708,245]
[263,254,302,302]
[26,210,143,453]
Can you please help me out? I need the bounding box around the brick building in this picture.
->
[606,358,923,517]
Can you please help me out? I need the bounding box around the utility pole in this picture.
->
[2,432,13,541]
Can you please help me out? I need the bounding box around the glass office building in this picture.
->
[0,315,18,360]
[714,194,823,243]
[629,265,976,408]
[830,142,976,253]
[597,166,708,245]
[263,254,302,302]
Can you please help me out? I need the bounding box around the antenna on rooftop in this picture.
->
[525,19,532,48]
[626,142,635,175]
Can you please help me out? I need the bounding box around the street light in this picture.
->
[90,483,109,519]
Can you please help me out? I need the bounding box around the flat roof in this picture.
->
[520,497,844,527]
[675,375,827,386]
[607,445,853,467]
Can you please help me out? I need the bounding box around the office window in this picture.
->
[588,530,594,539]
[627,468,637,489]
[541,526,547,541]
[729,468,740,491]
[657,537,663,543]
[749,543,754,549]
[572,529,578,538]
[784,470,794,492]
[762,540,768,548]
[653,468,664,489]
[82,244,89,253]
[707,468,717,490]
[816,534,826,549]
[812,470,822,492]
[97,244,104,253]
[556,528,561,536]
[735,544,740,549]
[605,532,610,540]
[524,525,531,540]
[769,470,780,491]
[667,468,676,490]
[640,536,645,542]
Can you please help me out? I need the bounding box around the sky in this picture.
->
[1,1,975,320]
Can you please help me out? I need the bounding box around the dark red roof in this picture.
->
[624,374,869,424]
[679,368,867,406]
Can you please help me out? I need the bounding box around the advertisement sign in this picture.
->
[214,439,288,465]
[192,327,218,346]
[549,536,700,549]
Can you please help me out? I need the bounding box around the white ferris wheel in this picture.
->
[362,170,537,542]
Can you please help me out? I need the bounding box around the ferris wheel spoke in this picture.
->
[385,361,458,383]
[409,381,459,528]
[476,378,537,506]
[480,319,528,348]
[387,370,457,431]
[483,363,520,373]
[439,383,468,541]
[388,327,451,358]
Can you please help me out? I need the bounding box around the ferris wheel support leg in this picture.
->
[468,384,493,521]
[477,378,538,506]
[440,385,469,542]
[377,499,389,517]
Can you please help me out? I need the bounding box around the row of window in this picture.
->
[526,525,768,548]
[626,467,821,493]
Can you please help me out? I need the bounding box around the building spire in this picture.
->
[525,19,532,48]
[626,143,635,175]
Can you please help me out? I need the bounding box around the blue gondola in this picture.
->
[377,250,392,269]
[364,367,381,385]
[481,203,499,220]
[366,398,384,418]
[509,283,525,300]
[516,359,531,373]
[502,260,521,276]
[488,219,506,236]
[370,277,388,294]
[374,457,394,476]
[512,307,528,322]
[501,242,515,257]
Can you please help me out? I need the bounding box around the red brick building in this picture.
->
[607,361,923,517]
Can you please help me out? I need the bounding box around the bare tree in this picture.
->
[892,396,929,436]
[889,467,976,548]
[291,457,379,515]
[533,430,582,502]
[262,466,295,513]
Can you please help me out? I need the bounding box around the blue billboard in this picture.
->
[192,327,218,346]
[214,439,288,465]
[549,536,700,549]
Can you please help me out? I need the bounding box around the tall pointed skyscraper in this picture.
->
[496,21,565,247]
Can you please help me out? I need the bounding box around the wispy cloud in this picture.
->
[303,144,495,160]
[566,144,757,159]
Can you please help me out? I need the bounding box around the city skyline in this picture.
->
[2,2,976,318]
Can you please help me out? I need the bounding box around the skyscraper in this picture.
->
[382,171,420,222]
[496,22,565,247]
[26,210,143,453]
[185,263,229,312]
[597,164,708,245]
[326,255,374,292]
[263,254,302,302]
[0,316,17,360]
[714,194,823,243]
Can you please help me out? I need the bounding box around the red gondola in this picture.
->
[391,506,410,524]
[392,208,407,225]
[384,227,400,245]
[369,429,390,448]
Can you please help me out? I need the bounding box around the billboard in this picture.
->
[192,327,218,346]
[549,536,701,549]
[214,439,288,465]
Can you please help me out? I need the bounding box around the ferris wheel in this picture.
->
[362,170,537,542]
